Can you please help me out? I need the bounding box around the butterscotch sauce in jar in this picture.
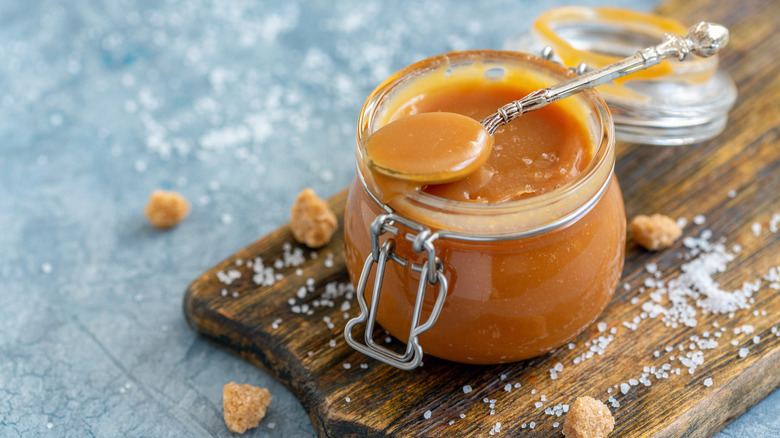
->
[344,50,625,368]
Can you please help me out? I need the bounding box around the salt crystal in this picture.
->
[463,385,472,394]
[703,378,713,387]
[535,402,543,408]
[751,222,762,237]
[345,397,351,402]
[738,348,749,358]
[343,363,351,369]
[620,383,630,394]
[504,383,511,392]
[693,215,706,225]
[423,410,431,420]
[597,322,607,332]
[752,336,760,344]
[728,190,737,198]
[770,214,780,233]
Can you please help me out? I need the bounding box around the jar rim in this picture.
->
[355,50,615,239]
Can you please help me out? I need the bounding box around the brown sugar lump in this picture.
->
[223,382,272,434]
[562,396,615,438]
[290,188,338,248]
[144,190,190,229]
[630,214,682,251]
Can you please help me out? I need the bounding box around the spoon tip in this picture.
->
[687,22,729,58]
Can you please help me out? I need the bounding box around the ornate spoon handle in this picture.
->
[481,22,729,134]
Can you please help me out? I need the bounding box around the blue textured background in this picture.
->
[1,0,777,436]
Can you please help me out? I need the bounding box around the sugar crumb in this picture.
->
[630,214,682,251]
[144,190,190,228]
[290,188,337,248]
[223,382,271,434]
[563,396,615,438]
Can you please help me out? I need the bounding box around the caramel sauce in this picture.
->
[365,112,493,184]
[384,80,591,203]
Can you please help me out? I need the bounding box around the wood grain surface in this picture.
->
[183,0,780,436]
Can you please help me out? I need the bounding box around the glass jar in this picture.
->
[343,50,625,368]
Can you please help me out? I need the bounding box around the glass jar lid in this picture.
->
[504,6,737,146]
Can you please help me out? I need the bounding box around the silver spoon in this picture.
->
[481,22,729,134]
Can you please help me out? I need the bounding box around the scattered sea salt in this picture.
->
[738,348,749,358]
[770,214,780,233]
[703,377,713,387]
[423,410,431,420]
[134,160,147,173]
[693,215,706,225]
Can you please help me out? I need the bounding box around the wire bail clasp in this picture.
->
[344,212,448,370]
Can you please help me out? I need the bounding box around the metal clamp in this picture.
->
[344,213,448,370]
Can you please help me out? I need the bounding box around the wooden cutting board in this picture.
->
[184,0,780,436]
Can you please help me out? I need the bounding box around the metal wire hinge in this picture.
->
[344,213,448,370]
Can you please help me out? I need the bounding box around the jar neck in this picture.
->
[355,50,615,239]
